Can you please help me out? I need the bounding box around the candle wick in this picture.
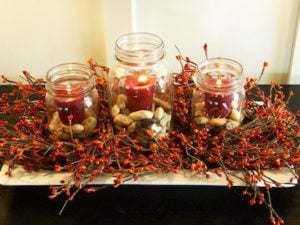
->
[216,78,222,87]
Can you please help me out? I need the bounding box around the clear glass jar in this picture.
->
[192,58,245,130]
[109,32,172,141]
[46,63,99,140]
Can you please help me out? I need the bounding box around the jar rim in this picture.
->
[116,32,164,51]
[194,57,244,92]
[197,57,243,74]
[115,32,165,65]
[46,63,95,97]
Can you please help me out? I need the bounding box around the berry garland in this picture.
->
[0,51,299,224]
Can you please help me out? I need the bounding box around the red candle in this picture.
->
[54,84,85,124]
[204,78,233,118]
[125,74,155,112]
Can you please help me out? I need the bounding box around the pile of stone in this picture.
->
[48,109,97,140]
[193,101,243,130]
[111,94,172,142]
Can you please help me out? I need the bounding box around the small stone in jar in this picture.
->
[160,113,171,128]
[231,101,239,110]
[120,108,130,115]
[209,118,227,126]
[154,107,164,120]
[84,108,97,118]
[230,109,242,122]
[129,110,154,121]
[82,116,98,133]
[154,97,172,111]
[159,127,167,134]
[114,114,133,127]
[194,102,205,117]
[64,124,85,134]
[194,116,209,125]
[48,112,62,132]
[194,102,205,110]
[111,104,120,117]
[114,124,126,131]
[116,94,127,110]
[140,118,155,128]
[226,120,240,130]
[127,122,136,133]
[150,123,162,134]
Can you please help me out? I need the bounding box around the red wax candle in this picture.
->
[204,78,233,118]
[55,84,85,124]
[125,74,155,112]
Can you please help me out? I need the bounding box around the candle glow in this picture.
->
[137,75,149,85]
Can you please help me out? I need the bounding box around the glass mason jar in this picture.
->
[45,63,99,140]
[192,58,245,130]
[109,32,172,142]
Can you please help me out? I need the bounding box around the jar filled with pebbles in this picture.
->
[45,63,99,140]
[109,33,173,143]
[192,58,245,130]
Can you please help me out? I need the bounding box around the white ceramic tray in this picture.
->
[0,164,297,187]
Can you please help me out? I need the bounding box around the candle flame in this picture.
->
[137,75,148,85]
[216,78,222,87]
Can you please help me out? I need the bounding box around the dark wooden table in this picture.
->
[0,85,299,225]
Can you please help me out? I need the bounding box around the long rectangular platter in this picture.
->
[0,164,297,187]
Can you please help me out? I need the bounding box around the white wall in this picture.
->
[289,6,300,84]
[0,0,106,80]
[103,0,133,68]
[130,0,299,84]
[1,0,299,84]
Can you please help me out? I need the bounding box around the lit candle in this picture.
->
[125,74,155,112]
[204,77,233,118]
[55,84,85,124]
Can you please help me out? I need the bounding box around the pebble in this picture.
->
[53,111,59,120]
[64,124,85,134]
[230,109,242,121]
[209,118,227,126]
[48,113,61,132]
[159,127,167,134]
[116,94,127,110]
[114,124,126,131]
[129,110,154,121]
[231,101,238,110]
[150,123,162,134]
[154,97,172,111]
[160,113,171,128]
[114,114,133,127]
[154,107,164,120]
[226,120,240,130]
[49,111,98,140]
[84,108,97,118]
[72,124,85,134]
[120,108,130,115]
[194,102,205,117]
[82,116,97,133]
[127,122,136,133]
[194,116,209,125]
[111,104,120,117]
[194,102,205,110]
